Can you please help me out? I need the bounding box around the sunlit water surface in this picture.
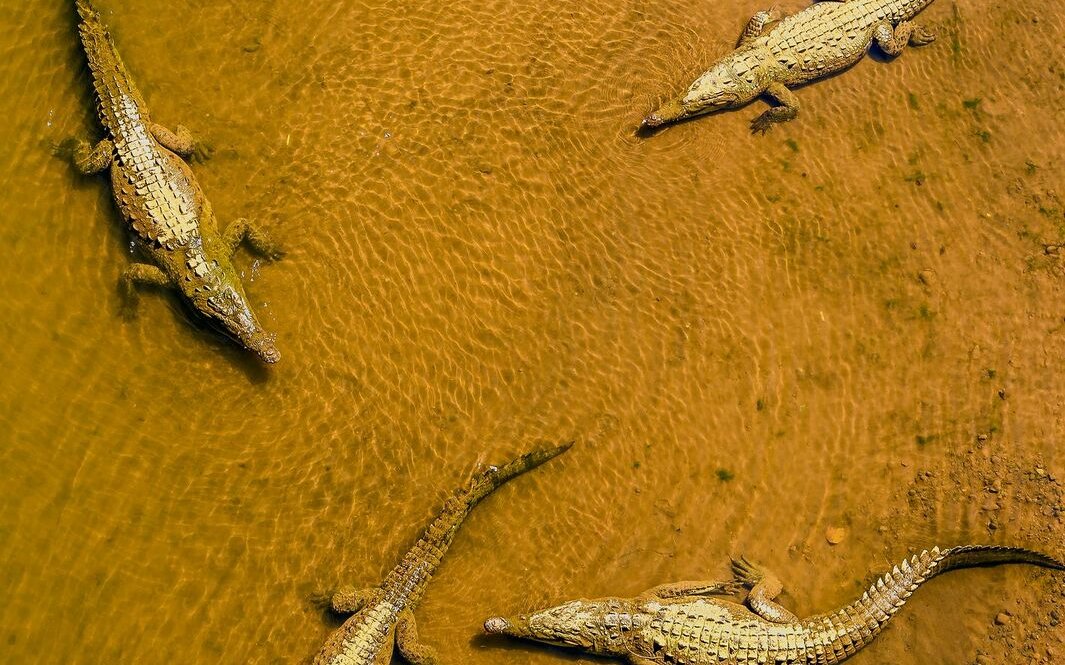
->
[1,1,1063,663]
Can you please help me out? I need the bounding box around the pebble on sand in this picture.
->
[825,526,848,545]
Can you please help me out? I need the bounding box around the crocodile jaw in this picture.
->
[244,333,280,364]
[484,599,636,656]
[197,283,281,363]
[483,612,592,647]
[642,98,690,128]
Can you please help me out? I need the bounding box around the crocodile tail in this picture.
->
[75,0,97,21]
[75,0,111,62]
[75,0,147,127]
[381,442,572,601]
[461,441,574,507]
[809,546,1064,661]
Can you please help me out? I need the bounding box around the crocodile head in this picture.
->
[200,284,280,364]
[484,598,639,656]
[643,52,765,129]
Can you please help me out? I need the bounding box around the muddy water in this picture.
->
[1,1,1063,663]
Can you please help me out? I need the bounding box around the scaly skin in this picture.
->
[644,0,939,133]
[314,442,573,665]
[71,0,283,362]
[485,545,1065,664]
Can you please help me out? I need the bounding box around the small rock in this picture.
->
[995,612,1012,626]
[825,526,848,545]
[975,655,992,665]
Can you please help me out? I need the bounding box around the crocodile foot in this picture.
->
[751,106,799,134]
[909,25,937,46]
[188,139,215,164]
[730,556,766,586]
[225,218,285,261]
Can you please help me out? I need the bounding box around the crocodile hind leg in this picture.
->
[223,218,284,260]
[122,263,172,290]
[72,139,114,174]
[730,556,799,624]
[873,21,937,57]
[329,586,375,614]
[374,632,396,665]
[639,579,743,601]
[150,123,196,157]
[395,610,440,665]
[737,8,784,47]
[751,83,799,134]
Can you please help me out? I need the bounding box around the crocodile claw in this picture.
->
[750,112,776,135]
[910,25,937,46]
[730,555,766,586]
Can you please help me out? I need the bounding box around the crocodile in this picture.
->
[643,0,939,133]
[70,0,283,362]
[313,441,572,665]
[484,544,1065,664]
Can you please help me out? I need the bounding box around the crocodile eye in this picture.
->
[206,290,237,315]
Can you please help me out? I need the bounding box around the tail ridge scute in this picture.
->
[463,441,574,505]
[821,544,1062,658]
[75,0,101,25]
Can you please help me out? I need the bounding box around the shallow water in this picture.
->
[1,1,1063,663]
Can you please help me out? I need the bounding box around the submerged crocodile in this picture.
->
[313,442,572,665]
[71,0,282,362]
[643,0,939,133]
[485,545,1064,664]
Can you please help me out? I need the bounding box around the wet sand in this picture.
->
[0,1,1062,663]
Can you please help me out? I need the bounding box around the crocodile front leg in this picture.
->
[72,139,114,174]
[639,579,742,601]
[395,610,439,665]
[223,218,284,260]
[873,21,937,57]
[122,263,172,289]
[120,263,173,314]
[751,83,799,134]
[329,586,376,614]
[731,556,798,623]
[737,8,784,47]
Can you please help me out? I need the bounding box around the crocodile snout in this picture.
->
[255,338,281,364]
[483,616,511,634]
[237,330,281,364]
[642,98,687,129]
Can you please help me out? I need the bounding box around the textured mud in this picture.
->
[0,1,1063,664]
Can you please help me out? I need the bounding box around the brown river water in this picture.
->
[1,1,1063,663]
